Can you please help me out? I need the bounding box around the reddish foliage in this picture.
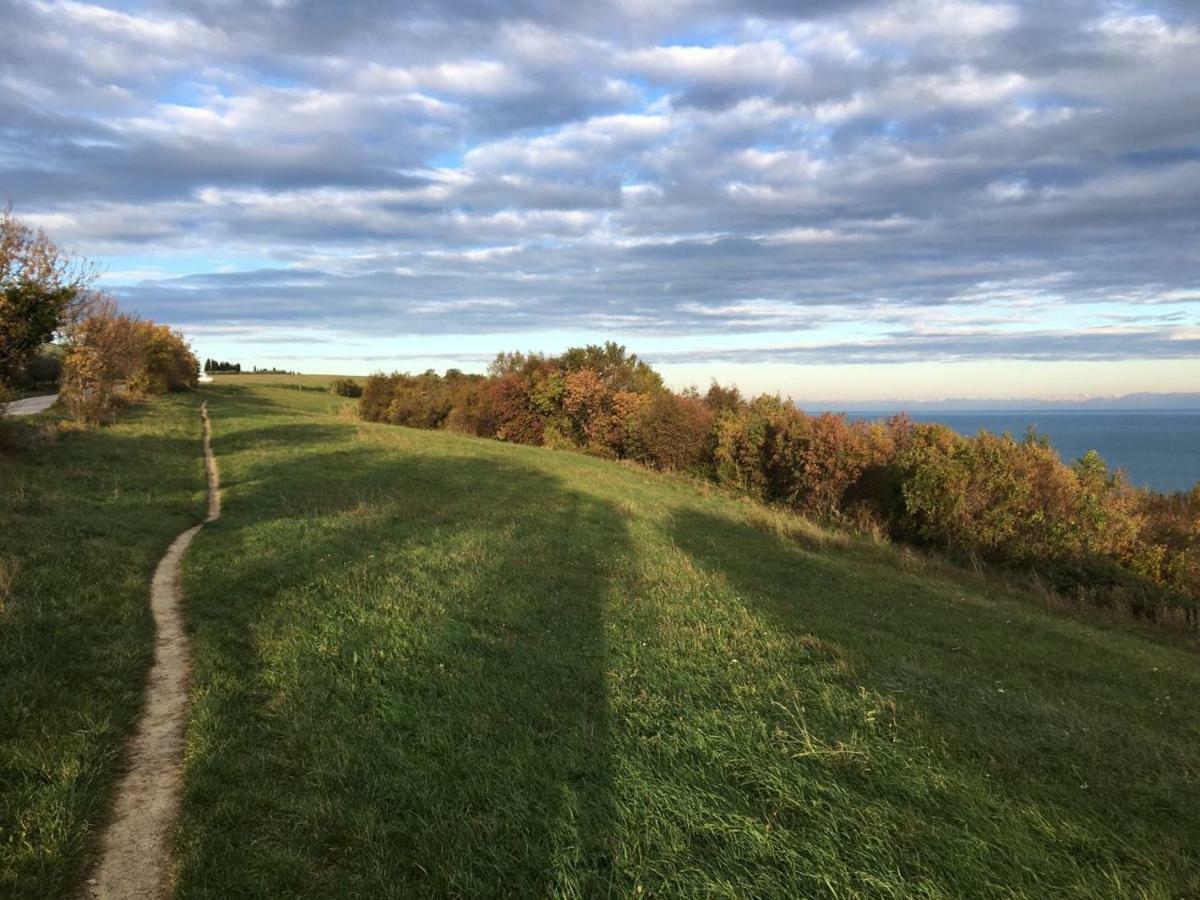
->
[490,373,544,445]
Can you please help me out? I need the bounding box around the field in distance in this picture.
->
[2,381,1197,897]
[206,372,362,390]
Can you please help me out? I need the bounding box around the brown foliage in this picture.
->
[627,391,713,471]
[490,373,544,445]
[60,299,196,424]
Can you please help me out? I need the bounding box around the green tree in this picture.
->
[0,209,96,399]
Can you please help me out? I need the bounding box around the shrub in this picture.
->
[444,376,498,437]
[894,429,1148,572]
[563,368,616,452]
[713,400,774,500]
[360,374,399,422]
[330,378,362,398]
[126,323,197,395]
[385,372,453,429]
[627,391,713,471]
[558,341,663,393]
[704,381,744,415]
[762,410,872,518]
[60,344,117,425]
[60,302,196,424]
[490,374,544,445]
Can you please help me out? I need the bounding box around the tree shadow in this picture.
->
[666,506,1200,887]
[176,422,626,898]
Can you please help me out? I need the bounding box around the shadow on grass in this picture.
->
[667,506,1200,889]
[176,421,626,898]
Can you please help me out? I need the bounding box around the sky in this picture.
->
[2,0,1198,401]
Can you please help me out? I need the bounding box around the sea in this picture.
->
[846,411,1200,494]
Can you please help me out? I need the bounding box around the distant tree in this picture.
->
[705,380,744,414]
[557,341,664,394]
[488,350,547,378]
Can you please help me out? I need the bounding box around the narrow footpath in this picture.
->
[84,401,220,900]
[1,394,57,416]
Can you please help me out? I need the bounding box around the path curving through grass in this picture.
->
[83,403,220,900]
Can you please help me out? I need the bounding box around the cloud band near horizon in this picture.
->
[2,0,1198,397]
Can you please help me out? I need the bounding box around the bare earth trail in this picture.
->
[1,393,58,416]
[84,402,220,900]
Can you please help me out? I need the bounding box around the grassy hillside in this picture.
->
[0,397,206,896]
[2,384,1197,897]
[169,384,1198,897]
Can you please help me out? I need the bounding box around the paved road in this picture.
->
[2,394,58,416]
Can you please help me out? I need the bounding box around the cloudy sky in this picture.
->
[3,0,1198,400]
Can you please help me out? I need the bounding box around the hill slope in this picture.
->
[174,384,1197,897]
[2,383,1197,898]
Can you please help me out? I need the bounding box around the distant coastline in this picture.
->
[799,392,1200,414]
[834,409,1199,493]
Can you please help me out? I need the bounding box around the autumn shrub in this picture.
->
[712,397,776,501]
[385,372,455,429]
[360,374,399,421]
[59,301,196,424]
[490,373,544,445]
[760,410,873,518]
[704,381,744,415]
[841,416,905,528]
[563,368,617,453]
[1138,484,1200,598]
[558,341,664,393]
[330,378,363,398]
[627,391,713,472]
[444,375,498,437]
[894,428,1143,567]
[60,344,117,425]
[126,322,197,395]
[610,389,651,457]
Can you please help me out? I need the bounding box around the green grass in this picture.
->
[170,384,1199,898]
[209,372,361,392]
[0,396,207,897]
[2,385,1198,897]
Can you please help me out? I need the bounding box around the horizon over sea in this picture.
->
[844,410,1199,494]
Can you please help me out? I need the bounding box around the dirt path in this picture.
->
[1,393,57,416]
[84,402,220,900]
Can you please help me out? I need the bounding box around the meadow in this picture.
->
[0,397,206,896]
[2,382,1198,897]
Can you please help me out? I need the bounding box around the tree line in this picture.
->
[361,344,1200,628]
[202,361,301,375]
[1,208,197,424]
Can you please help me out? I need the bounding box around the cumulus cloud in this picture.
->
[1,0,1197,369]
